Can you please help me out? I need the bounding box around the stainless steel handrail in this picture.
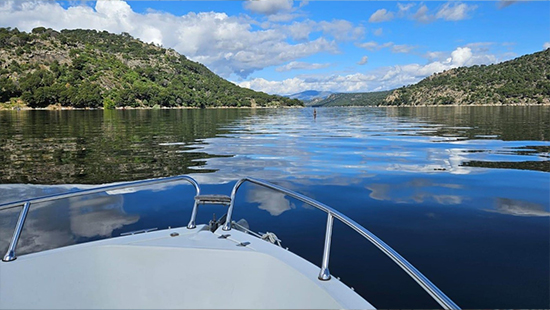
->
[222,177,460,310]
[2,202,31,262]
[1,175,200,262]
[187,195,232,229]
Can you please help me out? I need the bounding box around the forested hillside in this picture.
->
[0,27,301,109]
[385,49,550,106]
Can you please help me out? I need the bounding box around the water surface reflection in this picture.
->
[491,198,550,217]
[0,106,548,308]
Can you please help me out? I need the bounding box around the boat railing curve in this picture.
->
[0,175,201,263]
[222,177,460,310]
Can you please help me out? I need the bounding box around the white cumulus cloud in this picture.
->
[369,9,394,23]
[544,42,550,50]
[239,45,501,95]
[0,0,344,78]
[449,47,473,66]
[239,77,309,95]
[243,0,294,15]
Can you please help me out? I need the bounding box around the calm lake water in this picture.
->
[0,107,549,308]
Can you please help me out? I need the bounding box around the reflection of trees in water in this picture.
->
[1,107,548,184]
[385,106,550,141]
[461,160,550,172]
[0,109,249,184]
[381,106,550,173]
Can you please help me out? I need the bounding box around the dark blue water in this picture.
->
[0,107,549,308]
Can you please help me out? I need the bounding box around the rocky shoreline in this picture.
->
[2,103,549,111]
[0,104,302,111]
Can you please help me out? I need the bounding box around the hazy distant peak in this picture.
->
[287,90,333,102]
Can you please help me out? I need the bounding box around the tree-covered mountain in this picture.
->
[0,27,302,109]
[312,90,391,107]
[385,49,550,106]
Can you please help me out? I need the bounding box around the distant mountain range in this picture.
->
[288,90,333,103]
[311,91,391,107]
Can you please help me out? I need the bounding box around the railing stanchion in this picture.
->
[187,200,199,229]
[3,201,31,262]
[222,178,247,231]
[318,212,334,281]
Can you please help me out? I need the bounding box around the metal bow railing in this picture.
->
[0,175,459,309]
[0,175,200,262]
[221,177,460,310]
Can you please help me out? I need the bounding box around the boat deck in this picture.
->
[0,225,374,309]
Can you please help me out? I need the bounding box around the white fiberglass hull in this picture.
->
[0,225,374,309]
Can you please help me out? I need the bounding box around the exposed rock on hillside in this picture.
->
[0,27,302,108]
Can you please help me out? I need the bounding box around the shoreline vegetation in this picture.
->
[2,102,549,111]
[0,103,304,111]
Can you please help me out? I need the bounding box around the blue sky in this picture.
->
[1,1,548,95]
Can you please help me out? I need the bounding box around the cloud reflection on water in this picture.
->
[489,198,550,217]
[0,184,143,256]
[247,187,296,216]
[16,193,139,255]
[179,109,500,184]
[366,178,465,205]
[173,108,550,187]
[0,178,200,255]
[2,108,549,260]
[68,195,140,238]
